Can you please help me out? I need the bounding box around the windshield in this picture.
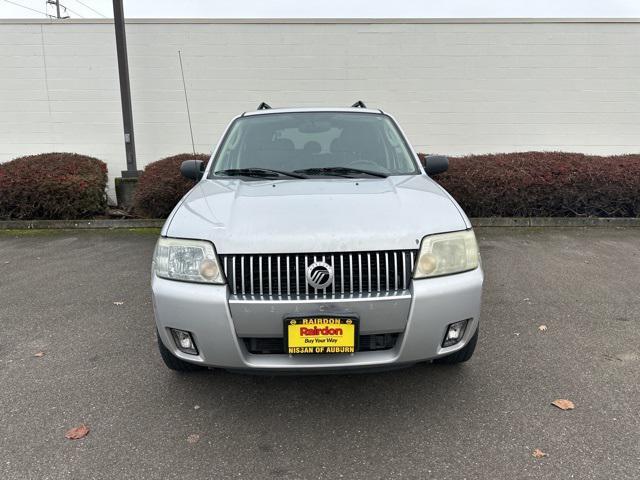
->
[209,112,419,178]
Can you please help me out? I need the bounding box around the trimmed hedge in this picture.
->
[132,151,639,219]
[0,153,108,220]
[420,152,640,217]
[133,153,210,218]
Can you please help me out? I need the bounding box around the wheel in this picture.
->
[157,331,206,372]
[433,327,478,365]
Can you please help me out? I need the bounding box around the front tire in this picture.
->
[433,327,478,365]
[157,331,206,372]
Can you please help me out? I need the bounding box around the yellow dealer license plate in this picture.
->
[285,316,358,354]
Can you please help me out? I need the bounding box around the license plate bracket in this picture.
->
[284,315,359,354]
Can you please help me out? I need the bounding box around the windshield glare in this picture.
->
[210,112,419,178]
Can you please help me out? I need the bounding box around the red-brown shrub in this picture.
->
[0,152,108,219]
[133,153,210,218]
[132,151,639,219]
[419,152,640,217]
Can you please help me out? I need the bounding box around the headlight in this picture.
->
[153,237,225,284]
[414,230,479,278]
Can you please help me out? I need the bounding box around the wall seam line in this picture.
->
[39,24,52,119]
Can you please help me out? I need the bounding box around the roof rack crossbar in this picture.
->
[351,100,367,108]
[257,102,271,110]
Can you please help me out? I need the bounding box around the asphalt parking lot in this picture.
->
[1,227,639,479]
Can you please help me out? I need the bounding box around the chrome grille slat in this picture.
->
[410,251,415,277]
[402,252,407,290]
[349,255,354,293]
[295,255,299,295]
[394,252,398,290]
[312,255,317,296]
[321,255,326,296]
[258,255,263,295]
[221,249,416,300]
[249,256,254,293]
[286,256,290,297]
[277,255,281,297]
[385,252,389,291]
[231,256,237,294]
[268,255,272,295]
[376,253,380,292]
[367,253,371,293]
[358,254,362,293]
[305,256,309,296]
[240,256,245,295]
[331,255,335,296]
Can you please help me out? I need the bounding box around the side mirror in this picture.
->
[180,160,205,181]
[423,155,449,175]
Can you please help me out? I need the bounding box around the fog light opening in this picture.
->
[442,320,468,348]
[170,328,198,355]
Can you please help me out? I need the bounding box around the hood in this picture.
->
[164,175,468,254]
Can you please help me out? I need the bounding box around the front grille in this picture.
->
[220,250,416,299]
[243,333,400,354]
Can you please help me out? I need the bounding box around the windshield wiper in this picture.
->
[214,168,307,179]
[294,167,388,178]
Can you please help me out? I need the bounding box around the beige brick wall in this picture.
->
[1,19,639,195]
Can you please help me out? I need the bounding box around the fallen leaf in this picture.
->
[34,351,45,358]
[538,325,548,332]
[113,301,124,306]
[65,424,90,440]
[532,448,547,459]
[551,399,575,410]
[187,433,200,444]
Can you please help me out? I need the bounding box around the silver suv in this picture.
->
[152,105,483,373]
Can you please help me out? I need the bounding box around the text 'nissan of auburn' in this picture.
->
[151,103,483,373]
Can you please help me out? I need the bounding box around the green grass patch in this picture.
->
[0,227,161,237]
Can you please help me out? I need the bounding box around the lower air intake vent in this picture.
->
[243,333,400,355]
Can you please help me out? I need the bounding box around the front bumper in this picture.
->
[152,267,483,371]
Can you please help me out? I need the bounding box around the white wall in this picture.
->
[1,19,639,196]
